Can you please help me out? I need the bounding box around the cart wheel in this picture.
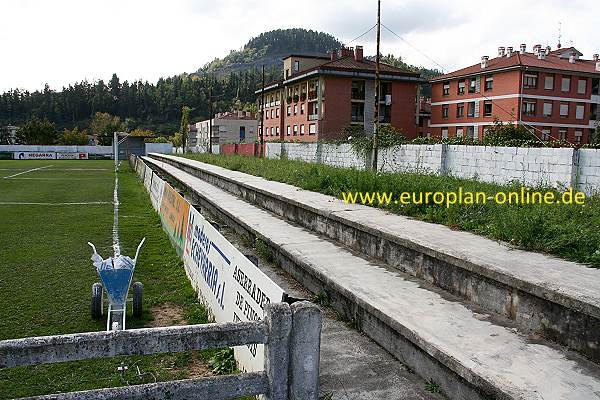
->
[91,283,103,320]
[132,282,143,318]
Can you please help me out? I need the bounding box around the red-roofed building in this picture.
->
[430,45,600,144]
[256,46,424,142]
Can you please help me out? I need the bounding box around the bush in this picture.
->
[59,127,89,145]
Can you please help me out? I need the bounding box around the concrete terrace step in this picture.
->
[148,153,600,363]
[143,156,600,400]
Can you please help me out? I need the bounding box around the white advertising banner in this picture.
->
[143,166,153,191]
[56,152,89,160]
[136,159,146,180]
[183,205,285,372]
[13,152,55,160]
[149,173,165,212]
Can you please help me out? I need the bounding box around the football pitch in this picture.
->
[0,160,208,398]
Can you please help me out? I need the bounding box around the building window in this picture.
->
[379,105,391,123]
[287,126,291,136]
[300,124,305,135]
[558,129,567,141]
[484,76,493,91]
[457,103,464,118]
[578,79,587,94]
[442,105,449,118]
[293,125,298,135]
[442,128,449,139]
[456,128,464,138]
[575,130,583,144]
[560,104,569,118]
[576,104,585,119]
[543,102,553,117]
[271,127,274,136]
[544,75,554,90]
[351,80,365,100]
[276,126,280,135]
[484,101,492,117]
[300,103,305,115]
[458,80,465,94]
[270,109,274,118]
[294,60,300,72]
[265,111,269,120]
[467,102,475,117]
[561,77,571,92]
[524,73,538,89]
[469,78,476,93]
[442,82,450,96]
[239,126,246,141]
[467,126,476,140]
[542,129,551,141]
[293,105,298,115]
[351,103,365,122]
[309,124,316,135]
[287,106,291,116]
[523,101,536,116]
[276,109,279,118]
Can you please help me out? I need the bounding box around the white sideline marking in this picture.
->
[45,168,111,171]
[112,170,121,256]
[3,165,53,179]
[7,177,112,180]
[0,201,113,206]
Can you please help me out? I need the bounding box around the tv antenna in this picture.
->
[557,22,562,49]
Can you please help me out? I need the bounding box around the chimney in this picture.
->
[533,44,542,55]
[481,56,489,69]
[538,48,546,60]
[355,45,364,62]
[506,46,513,57]
[596,61,600,72]
[340,46,354,58]
[569,54,576,64]
[546,45,552,54]
[498,46,505,57]
[593,54,599,62]
[520,43,526,54]
[330,50,339,61]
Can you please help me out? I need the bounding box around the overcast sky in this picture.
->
[1,0,597,93]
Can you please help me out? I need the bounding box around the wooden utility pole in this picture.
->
[208,86,213,154]
[260,65,265,158]
[372,0,381,171]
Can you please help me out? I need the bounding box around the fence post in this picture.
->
[289,301,321,400]
[264,302,292,400]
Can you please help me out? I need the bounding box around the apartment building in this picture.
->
[430,45,600,144]
[256,46,424,142]
[417,97,432,138]
[192,111,257,149]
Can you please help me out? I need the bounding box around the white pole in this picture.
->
[113,131,118,171]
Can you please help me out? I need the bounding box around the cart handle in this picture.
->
[134,237,146,263]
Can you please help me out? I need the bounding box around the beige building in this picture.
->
[192,111,257,150]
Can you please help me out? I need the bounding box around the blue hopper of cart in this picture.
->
[88,239,145,331]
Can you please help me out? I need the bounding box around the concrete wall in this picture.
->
[265,142,600,194]
[0,145,113,154]
[145,143,173,155]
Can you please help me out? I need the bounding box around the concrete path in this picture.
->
[144,156,600,400]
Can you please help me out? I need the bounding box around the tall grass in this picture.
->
[184,154,600,268]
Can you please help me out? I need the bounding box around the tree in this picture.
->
[89,112,123,145]
[0,126,12,145]
[129,128,154,137]
[180,106,192,153]
[15,118,58,145]
[171,132,183,148]
[60,127,89,145]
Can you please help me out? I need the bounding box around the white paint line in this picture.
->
[45,168,112,171]
[0,202,113,206]
[6,177,113,180]
[3,165,53,179]
[112,171,121,257]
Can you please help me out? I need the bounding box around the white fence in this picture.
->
[265,142,600,195]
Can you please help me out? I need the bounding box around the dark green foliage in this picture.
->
[184,154,600,268]
[15,117,58,144]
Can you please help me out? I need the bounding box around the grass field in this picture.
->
[0,160,213,399]
[184,153,600,268]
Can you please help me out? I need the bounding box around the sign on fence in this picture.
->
[159,183,190,257]
[13,152,55,160]
[134,156,285,373]
[184,206,285,372]
[56,152,89,160]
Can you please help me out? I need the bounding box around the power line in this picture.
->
[346,24,377,45]
[381,23,576,146]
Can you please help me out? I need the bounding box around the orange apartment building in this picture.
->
[256,46,424,142]
[430,44,600,144]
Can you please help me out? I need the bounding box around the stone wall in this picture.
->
[264,142,600,194]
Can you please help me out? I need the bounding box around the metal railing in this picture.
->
[0,302,321,400]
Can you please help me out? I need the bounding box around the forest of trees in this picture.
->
[0,28,440,141]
